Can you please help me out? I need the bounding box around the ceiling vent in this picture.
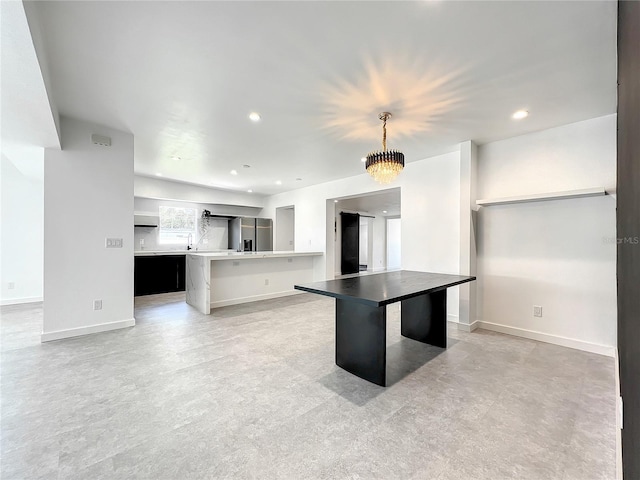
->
[91,134,111,147]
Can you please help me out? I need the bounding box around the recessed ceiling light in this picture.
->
[512,110,529,120]
[275,180,282,185]
[361,157,366,163]
[249,112,261,122]
[383,210,388,214]
[155,172,163,177]
[296,178,302,181]
[171,156,181,161]
[247,189,252,193]
[334,200,339,203]
[230,169,238,175]
[243,164,251,168]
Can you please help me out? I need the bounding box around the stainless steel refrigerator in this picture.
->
[229,217,273,251]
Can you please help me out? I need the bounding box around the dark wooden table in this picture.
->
[295,270,476,386]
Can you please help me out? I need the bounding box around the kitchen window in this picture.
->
[158,206,197,245]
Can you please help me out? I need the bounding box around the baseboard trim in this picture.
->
[210,290,304,309]
[447,316,480,333]
[477,321,615,357]
[1,296,43,306]
[41,318,136,342]
[615,347,622,480]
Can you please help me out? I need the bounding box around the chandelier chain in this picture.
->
[382,117,387,151]
[365,111,404,184]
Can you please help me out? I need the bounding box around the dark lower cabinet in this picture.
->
[135,255,186,296]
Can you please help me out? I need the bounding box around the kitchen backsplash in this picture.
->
[134,217,230,251]
[134,196,262,252]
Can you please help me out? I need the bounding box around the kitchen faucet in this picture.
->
[187,233,193,250]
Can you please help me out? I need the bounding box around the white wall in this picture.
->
[387,217,401,270]
[478,115,617,197]
[370,216,386,272]
[43,117,135,341]
[359,218,368,266]
[263,151,462,315]
[275,206,295,251]
[0,145,44,304]
[477,115,617,354]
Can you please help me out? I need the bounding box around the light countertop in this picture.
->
[187,251,323,261]
[135,249,232,257]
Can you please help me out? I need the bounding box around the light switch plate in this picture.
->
[106,238,123,248]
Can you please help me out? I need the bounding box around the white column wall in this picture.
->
[43,117,135,341]
[458,140,478,329]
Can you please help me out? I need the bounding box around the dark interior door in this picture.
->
[341,212,360,275]
[617,2,640,478]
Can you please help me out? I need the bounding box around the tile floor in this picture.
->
[1,293,616,479]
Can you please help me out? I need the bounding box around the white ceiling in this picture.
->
[337,189,401,217]
[1,1,60,149]
[29,1,616,195]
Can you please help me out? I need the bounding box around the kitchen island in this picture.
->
[186,251,323,314]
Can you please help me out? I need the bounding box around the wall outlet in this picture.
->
[287,258,293,263]
[233,261,240,266]
[106,238,123,248]
[533,305,543,317]
[289,240,293,245]
[264,279,269,286]
[139,238,144,246]
[93,300,103,311]
[7,282,15,290]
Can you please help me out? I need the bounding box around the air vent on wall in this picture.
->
[91,134,111,147]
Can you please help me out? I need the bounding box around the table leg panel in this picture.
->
[401,290,447,348]
[335,299,386,386]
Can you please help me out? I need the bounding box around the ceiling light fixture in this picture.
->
[249,112,261,122]
[334,200,339,203]
[383,210,388,214]
[512,109,529,120]
[243,164,251,168]
[365,112,404,184]
[155,172,163,177]
[230,169,238,175]
[247,189,253,193]
[296,178,302,181]
[171,156,181,161]
[275,180,282,185]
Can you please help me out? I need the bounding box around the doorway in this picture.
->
[331,188,400,277]
[275,206,295,251]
